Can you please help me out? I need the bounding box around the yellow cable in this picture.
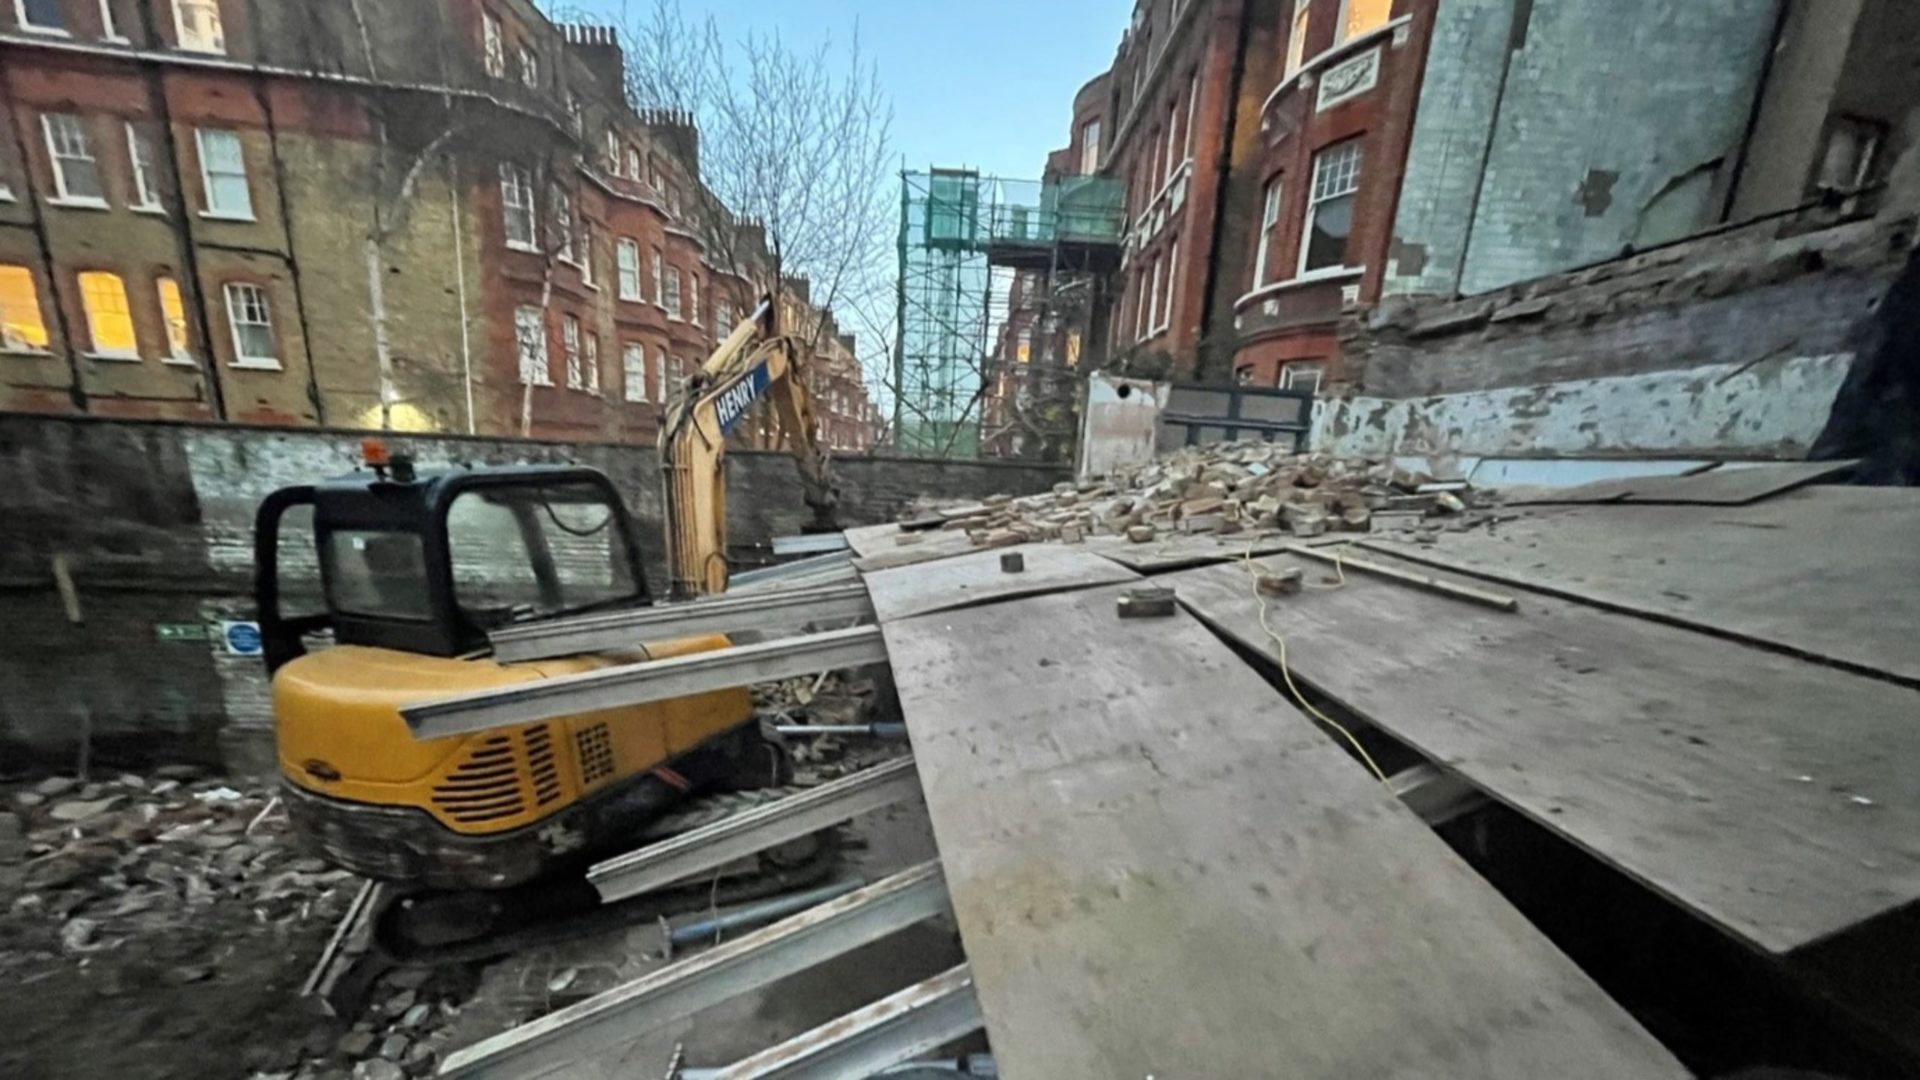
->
[1241,536,1389,785]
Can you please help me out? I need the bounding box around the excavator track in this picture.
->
[367,785,844,967]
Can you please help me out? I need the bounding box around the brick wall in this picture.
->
[0,414,1068,771]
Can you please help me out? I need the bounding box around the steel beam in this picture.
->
[436,863,950,1080]
[703,966,982,1080]
[488,583,874,663]
[732,550,857,591]
[772,533,851,556]
[403,625,890,740]
[589,757,924,903]
[1389,763,1488,826]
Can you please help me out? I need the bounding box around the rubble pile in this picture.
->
[906,443,1492,547]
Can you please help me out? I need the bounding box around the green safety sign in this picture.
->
[154,622,210,642]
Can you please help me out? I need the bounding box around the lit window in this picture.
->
[650,248,664,306]
[584,332,600,393]
[1080,120,1101,175]
[0,264,51,351]
[500,163,535,250]
[196,129,253,219]
[79,271,138,358]
[127,123,162,211]
[616,238,641,300]
[16,0,66,33]
[223,282,277,367]
[157,276,191,361]
[173,0,224,53]
[100,0,125,40]
[1340,0,1393,43]
[1281,361,1325,394]
[516,44,538,88]
[515,305,549,385]
[562,315,583,389]
[623,342,647,402]
[42,114,105,204]
[1253,177,1282,286]
[1301,140,1362,274]
[664,266,682,320]
[482,12,505,78]
[1285,4,1310,79]
[551,188,575,262]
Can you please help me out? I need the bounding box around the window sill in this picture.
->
[46,195,109,211]
[18,24,72,38]
[617,292,643,304]
[230,358,283,371]
[161,355,198,367]
[1234,266,1363,310]
[101,34,131,45]
[174,43,227,56]
[1260,16,1411,116]
[199,209,257,223]
[2,346,54,358]
[85,350,142,363]
[132,203,166,216]
[505,240,541,254]
[581,280,600,292]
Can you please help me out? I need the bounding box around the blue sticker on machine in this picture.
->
[222,621,263,656]
[714,362,773,434]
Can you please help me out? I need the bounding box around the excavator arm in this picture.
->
[658,295,839,599]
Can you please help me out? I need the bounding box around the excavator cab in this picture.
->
[255,454,761,894]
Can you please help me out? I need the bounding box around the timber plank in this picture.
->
[1367,486,1920,682]
[862,543,1136,622]
[881,583,1684,1080]
[1170,553,1920,956]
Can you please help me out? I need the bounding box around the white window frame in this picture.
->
[650,248,664,306]
[223,282,279,369]
[79,271,139,360]
[1184,72,1199,158]
[516,44,538,89]
[625,146,642,183]
[195,128,254,221]
[578,222,596,288]
[623,342,647,402]
[1281,360,1325,394]
[562,314,582,388]
[157,276,193,363]
[654,347,668,401]
[1300,139,1364,276]
[583,331,600,393]
[687,273,699,330]
[500,162,536,252]
[551,187,576,264]
[605,129,621,175]
[1253,177,1282,287]
[126,123,162,212]
[99,0,127,42]
[616,238,641,301]
[42,114,106,207]
[1285,4,1311,80]
[482,11,505,78]
[515,304,550,385]
[1159,240,1179,332]
[1080,120,1101,175]
[173,0,225,54]
[1164,104,1179,184]
[663,265,682,321]
[1146,256,1163,338]
[13,0,70,35]
[1336,0,1393,45]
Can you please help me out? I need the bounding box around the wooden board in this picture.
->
[843,522,906,558]
[882,583,1685,1080]
[849,527,980,573]
[1081,530,1295,572]
[1505,460,1853,506]
[1169,554,1920,956]
[1366,486,1920,683]
[861,543,1136,622]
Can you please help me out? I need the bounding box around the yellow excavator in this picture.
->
[255,296,841,952]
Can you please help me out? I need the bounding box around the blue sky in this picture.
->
[569,0,1126,179]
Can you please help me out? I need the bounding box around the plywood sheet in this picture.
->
[1170,554,1920,955]
[1366,486,1920,682]
[862,543,1135,622]
[1504,460,1853,506]
[882,584,1685,1080]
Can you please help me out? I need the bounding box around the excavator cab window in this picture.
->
[447,481,639,632]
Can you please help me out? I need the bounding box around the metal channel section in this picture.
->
[732,550,858,591]
[590,757,925,903]
[436,863,950,1080]
[1388,763,1488,827]
[403,625,891,739]
[772,533,852,556]
[488,582,875,664]
[703,966,983,1080]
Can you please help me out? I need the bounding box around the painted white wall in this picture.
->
[1078,374,1171,479]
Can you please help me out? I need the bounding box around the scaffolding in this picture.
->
[892,169,1125,458]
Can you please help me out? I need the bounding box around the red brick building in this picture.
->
[0,0,876,450]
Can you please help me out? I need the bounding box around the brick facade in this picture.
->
[0,0,877,451]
